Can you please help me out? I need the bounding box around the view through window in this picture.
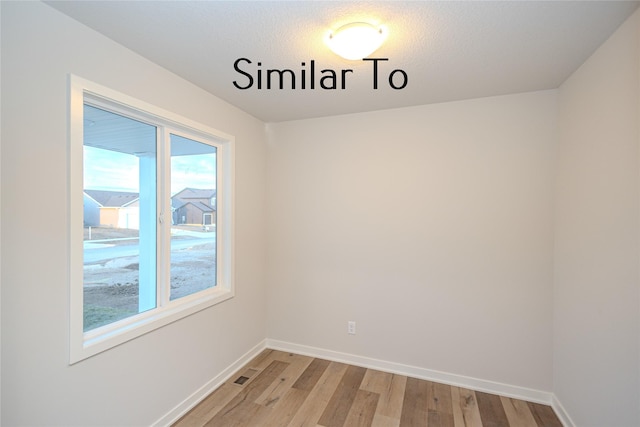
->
[170,134,217,300]
[83,105,217,331]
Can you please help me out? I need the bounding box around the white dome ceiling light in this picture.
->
[325,22,387,60]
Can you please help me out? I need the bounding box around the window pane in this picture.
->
[170,134,217,300]
[83,104,157,331]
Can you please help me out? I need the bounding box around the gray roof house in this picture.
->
[171,188,216,226]
[83,190,140,228]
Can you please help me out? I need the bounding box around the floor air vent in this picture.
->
[233,376,249,385]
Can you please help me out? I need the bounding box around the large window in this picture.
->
[69,76,234,363]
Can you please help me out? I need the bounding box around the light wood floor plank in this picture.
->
[500,396,537,427]
[361,369,406,421]
[173,350,564,427]
[247,348,276,369]
[317,365,367,427]
[173,383,243,427]
[293,358,331,392]
[204,360,289,427]
[256,353,313,408]
[360,369,388,394]
[207,400,270,427]
[527,402,564,427]
[260,356,326,427]
[451,387,483,427]
[286,362,349,427]
[476,391,509,427]
[343,389,379,427]
[250,350,291,371]
[399,377,429,426]
[428,381,455,427]
[262,388,310,427]
[429,410,456,427]
[371,414,400,427]
[174,367,262,427]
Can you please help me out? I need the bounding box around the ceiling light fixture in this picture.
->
[326,22,387,60]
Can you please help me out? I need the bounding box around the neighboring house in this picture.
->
[83,192,101,227]
[84,189,140,229]
[172,187,216,226]
[84,188,216,229]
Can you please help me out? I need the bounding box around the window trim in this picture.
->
[69,75,235,364]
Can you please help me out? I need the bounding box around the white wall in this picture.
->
[266,90,557,392]
[0,2,267,425]
[554,9,640,427]
[3,2,640,426]
[0,2,3,422]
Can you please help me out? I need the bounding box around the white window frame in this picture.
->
[69,75,235,364]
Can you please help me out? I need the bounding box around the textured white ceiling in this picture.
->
[48,1,639,122]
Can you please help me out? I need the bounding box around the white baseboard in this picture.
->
[266,339,553,406]
[152,339,267,427]
[552,394,576,427]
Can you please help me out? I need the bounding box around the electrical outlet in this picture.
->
[348,321,356,335]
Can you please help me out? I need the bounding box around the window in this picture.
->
[69,75,234,363]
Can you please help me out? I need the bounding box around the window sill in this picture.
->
[71,287,233,364]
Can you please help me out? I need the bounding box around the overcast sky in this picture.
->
[84,146,216,194]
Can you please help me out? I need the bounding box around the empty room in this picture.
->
[1,1,639,426]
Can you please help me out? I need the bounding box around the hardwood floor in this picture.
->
[173,349,563,427]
